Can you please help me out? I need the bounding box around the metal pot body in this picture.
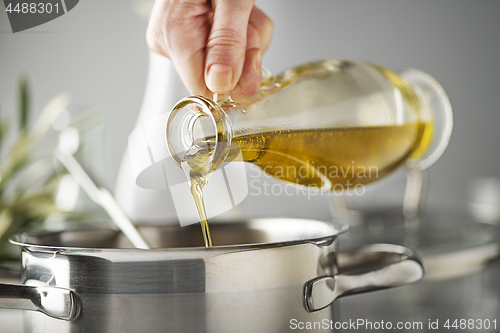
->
[1,219,424,333]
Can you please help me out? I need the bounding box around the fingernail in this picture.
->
[206,64,233,92]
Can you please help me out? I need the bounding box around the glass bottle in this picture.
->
[166,59,452,191]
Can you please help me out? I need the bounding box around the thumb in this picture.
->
[205,0,255,94]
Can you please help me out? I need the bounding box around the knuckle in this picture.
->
[146,26,161,52]
[146,34,159,53]
[146,26,170,58]
[207,28,246,50]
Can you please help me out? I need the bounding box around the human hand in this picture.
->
[147,0,273,100]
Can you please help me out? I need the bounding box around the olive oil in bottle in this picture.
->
[231,122,432,190]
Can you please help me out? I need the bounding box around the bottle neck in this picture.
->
[166,96,233,175]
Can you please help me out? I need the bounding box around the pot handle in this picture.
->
[303,244,424,312]
[0,282,80,320]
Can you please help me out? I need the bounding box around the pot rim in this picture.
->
[9,217,348,253]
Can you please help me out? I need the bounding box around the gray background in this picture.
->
[1,0,499,216]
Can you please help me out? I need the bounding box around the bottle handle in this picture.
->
[400,69,453,170]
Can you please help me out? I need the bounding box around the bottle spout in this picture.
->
[166,95,233,174]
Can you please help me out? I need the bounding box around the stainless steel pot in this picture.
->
[0,218,424,333]
[337,209,500,332]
